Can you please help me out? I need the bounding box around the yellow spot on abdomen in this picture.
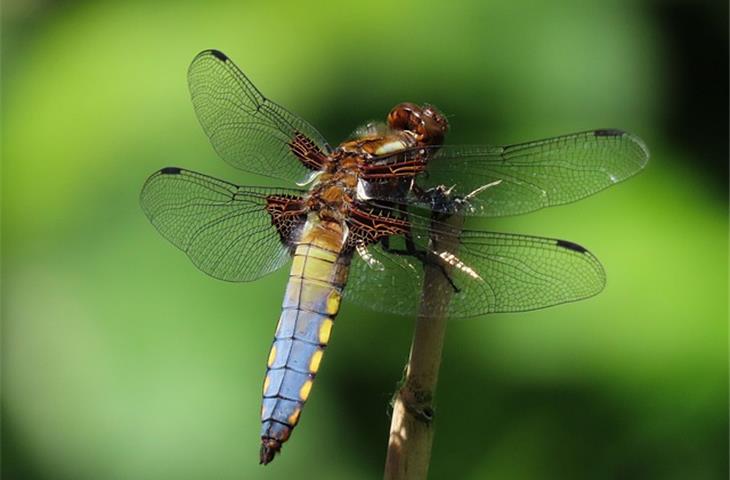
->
[288,408,301,425]
[267,345,277,368]
[309,349,324,373]
[325,291,341,315]
[318,318,333,344]
[299,379,313,401]
[263,375,270,395]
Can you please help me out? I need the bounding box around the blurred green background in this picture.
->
[2,0,727,479]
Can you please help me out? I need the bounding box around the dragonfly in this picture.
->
[140,49,649,465]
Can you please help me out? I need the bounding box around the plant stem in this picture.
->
[383,214,464,480]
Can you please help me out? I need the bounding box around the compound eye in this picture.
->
[388,102,423,131]
[388,102,447,145]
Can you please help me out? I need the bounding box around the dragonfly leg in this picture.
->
[411,184,460,214]
[413,180,502,215]
[379,236,461,294]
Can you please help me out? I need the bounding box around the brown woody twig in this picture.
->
[383,214,464,480]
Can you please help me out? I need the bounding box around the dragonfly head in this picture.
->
[387,102,448,146]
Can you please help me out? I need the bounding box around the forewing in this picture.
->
[140,167,305,282]
[344,210,605,318]
[188,50,331,183]
[366,129,648,216]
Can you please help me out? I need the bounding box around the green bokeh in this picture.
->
[2,1,726,479]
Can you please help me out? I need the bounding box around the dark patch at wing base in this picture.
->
[288,131,329,171]
[346,204,412,248]
[265,195,308,246]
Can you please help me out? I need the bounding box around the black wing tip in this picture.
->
[556,239,589,253]
[191,49,229,65]
[594,128,626,137]
[140,167,184,204]
[594,128,650,167]
[207,49,229,61]
[159,166,183,175]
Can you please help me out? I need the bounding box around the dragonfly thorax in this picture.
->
[305,161,359,224]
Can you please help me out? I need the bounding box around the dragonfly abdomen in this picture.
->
[260,239,351,464]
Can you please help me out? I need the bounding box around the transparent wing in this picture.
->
[344,208,606,319]
[140,167,305,282]
[188,49,331,183]
[365,129,649,217]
